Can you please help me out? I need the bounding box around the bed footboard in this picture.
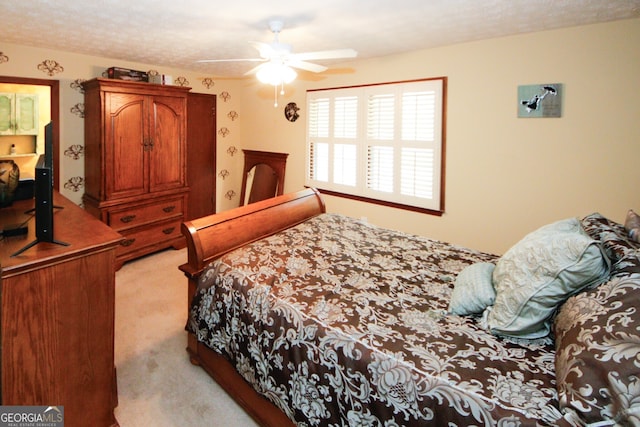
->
[179,188,325,426]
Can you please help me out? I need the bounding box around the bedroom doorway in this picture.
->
[0,76,60,190]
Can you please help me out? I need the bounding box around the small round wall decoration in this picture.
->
[284,102,300,122]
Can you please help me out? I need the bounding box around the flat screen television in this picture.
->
[12,121,68,256]
[35,121,54,242]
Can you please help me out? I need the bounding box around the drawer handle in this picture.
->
[162,205,176,213]
[120,215,136,223]
[121,238,136,247]
[162,227,176,235]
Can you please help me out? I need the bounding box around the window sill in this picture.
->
[308,186,444,216]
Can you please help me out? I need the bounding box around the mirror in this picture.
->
[239,150,288,206]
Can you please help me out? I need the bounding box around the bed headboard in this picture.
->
[180,188,326,277]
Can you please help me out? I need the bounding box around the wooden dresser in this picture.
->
[82,78,190,268]
[0,192,122,427]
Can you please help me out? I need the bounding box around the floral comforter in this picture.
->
[187,214,568,426]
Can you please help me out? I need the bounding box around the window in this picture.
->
[306,78,446,214]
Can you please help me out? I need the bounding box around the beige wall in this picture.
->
[1,18,638,254]
[240,18,640,254]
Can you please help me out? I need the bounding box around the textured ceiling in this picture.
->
[2,0,640,77]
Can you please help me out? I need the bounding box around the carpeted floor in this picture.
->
[113,248,258,427]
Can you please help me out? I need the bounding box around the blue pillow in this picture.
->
[448,262,496,316]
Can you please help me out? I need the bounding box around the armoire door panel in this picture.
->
[149,96,186,192]
[105,93,147,199]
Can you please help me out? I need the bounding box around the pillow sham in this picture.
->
[448,262,495,316]
[487,218,610,340]
[625,209,640,243]
[581,212,640,266]
[554,254,640,424]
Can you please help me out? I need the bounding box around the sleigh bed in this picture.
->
[180,188,640,426]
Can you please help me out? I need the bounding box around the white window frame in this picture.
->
[306,77,446,214]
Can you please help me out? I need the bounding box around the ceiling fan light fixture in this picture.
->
[197,20,355,108]
[256,62,297,86]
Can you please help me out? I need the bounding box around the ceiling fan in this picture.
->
[197,20,357,106]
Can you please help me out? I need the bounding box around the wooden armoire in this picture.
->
[83,78,190,268]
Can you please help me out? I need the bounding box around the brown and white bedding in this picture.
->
[185,210,640,426]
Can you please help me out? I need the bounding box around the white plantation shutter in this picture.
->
[367,146,394,193]
[367,94,395,140]
[310,142,329,182]
[308,97,329,138]
[402,91,436,141]
[401,148,434,199]
[399,89,438,201]
[367,92,395,193]
[333,143,357,186]
[332,96,358,187]
[334,96,358,138]
[307,78,445,213]
[308,97,330,182]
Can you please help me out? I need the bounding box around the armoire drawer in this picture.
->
[108,197,183,231]
[116,219,183,257]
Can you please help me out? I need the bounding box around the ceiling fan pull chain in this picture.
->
[274,85,278,108]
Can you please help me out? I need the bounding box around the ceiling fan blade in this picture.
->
[244,63,267,76]
[249,41,278,58]
[196,58,265,63]
[287,60,328,73]
[293,48,358,61]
